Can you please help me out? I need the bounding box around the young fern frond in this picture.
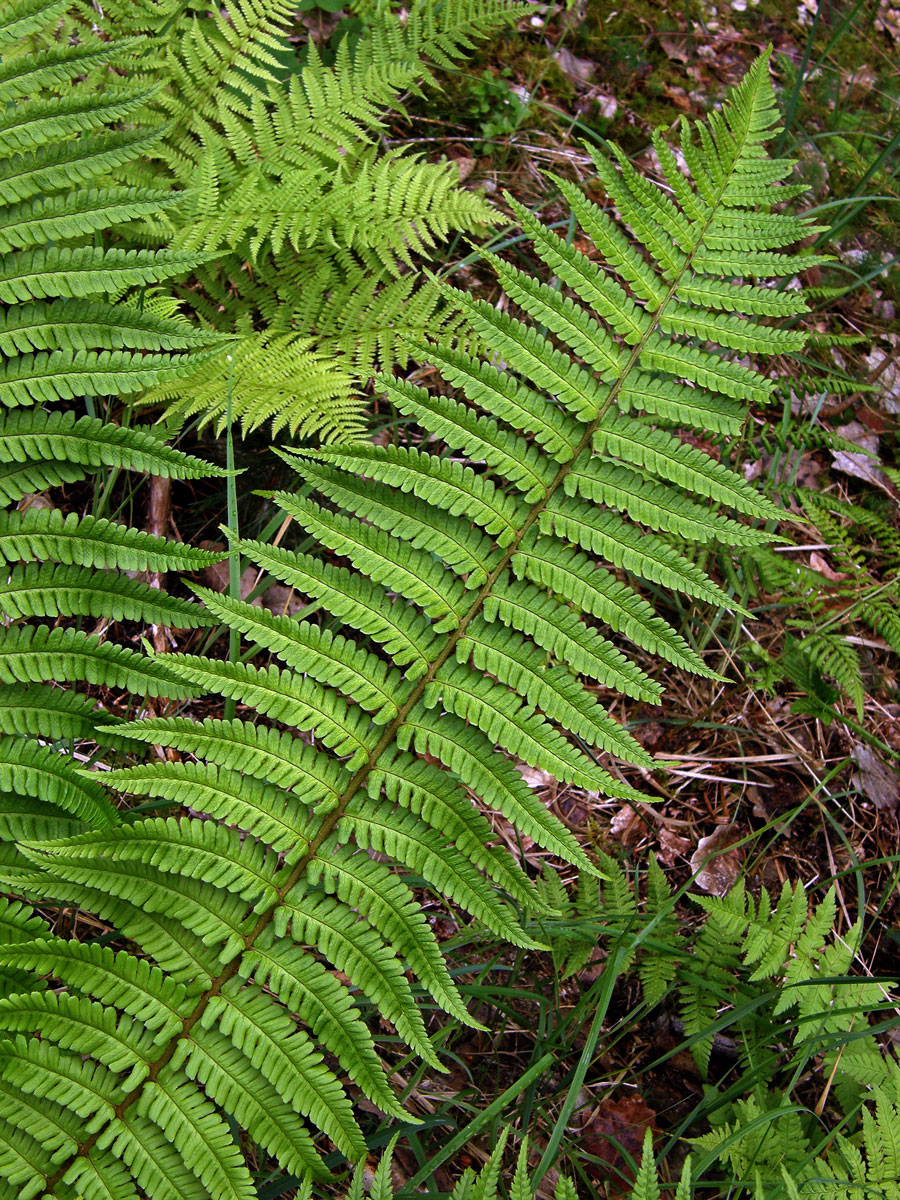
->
[140,329,363,440]
[339,1129,579,1200]
[77,0,511,427]
[741,489,899,720]
[0,52,826,1197]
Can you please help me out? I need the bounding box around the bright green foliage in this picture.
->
[0,0,227,429]
[0,1,226,410]
[540,864,888,1121]
[679,886,748,1077]
[627,1082,900,1200]
[76,0,514,434]
[688,1084,900,1200]
[143,330,365,441]
[786,494,899,719]
[536,853,682,997]
[0,0,225,849]
[682,881,888,1080]
[630,1130,693,1200]
[0,52,825,1198]
[613,888,895,1200]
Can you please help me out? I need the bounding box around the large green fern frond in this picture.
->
[0,51,828,1197]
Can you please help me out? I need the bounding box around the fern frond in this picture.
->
[0,298,223,356]
[0,88,158,159]
[0,410,226,480]
[0,187,185,255]
[0,624,197,698]
[0,245,208,305]
[639,856,681,1005]
[789,628,866,719]
[0,127,168,208]
[0,0,231,876]
[0,685,120,741]
[228,535,437,675]
[0,36,139,100]
[275,457,500,590]
[142,330,364,440]
[681,883,748,1075]
[0,509,220,572]
[0,739,117,830]
[0,342,226,406]
[0,49,827,1198]
[158,656,378,765]
[0,0,68,48]
[75,0,509,420]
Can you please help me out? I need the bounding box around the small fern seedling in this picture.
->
[0,51,833,1198]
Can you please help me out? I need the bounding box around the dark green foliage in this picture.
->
[0,0,225,852]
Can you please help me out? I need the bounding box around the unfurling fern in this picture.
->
[77,0,514,434]
[0,52,828,1197]
[0,0,224,846]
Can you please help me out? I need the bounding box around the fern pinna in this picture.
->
[0,0,225,846]
[0,53,827,1198]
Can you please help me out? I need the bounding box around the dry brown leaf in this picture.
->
[554,47,595,84]
[832,422,897,497]
[690,823,743,895]
[808,551,850,582]
[609,804,644,846]
[876,0,900,42]
[865,338,900,415]
[841,63,878,100]
[664,84,691,110]
[454,156,476,182]
[658,826,691,866]
[201,552,262,606]
[851,743,900,812]
[263,583,306,616]
[635,721,665,749]
[582,1095,658,1190]
[517,764,556,790]
[658,33,690,62]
